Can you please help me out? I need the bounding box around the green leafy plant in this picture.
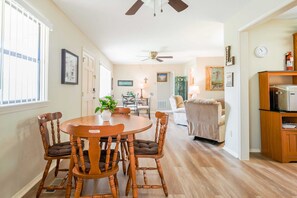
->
[95,96,118,113]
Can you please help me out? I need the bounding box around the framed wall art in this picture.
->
[157,73,168,82]
[118,80,133,86]
[205,66,224,91]
[61,49,79,84]
[226,72,234,87]
[225,45,235,66]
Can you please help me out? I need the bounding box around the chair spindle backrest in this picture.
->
[68,124,124,175]
[113,107,131,115]
[37,112,63,154]
[154,112,169,154]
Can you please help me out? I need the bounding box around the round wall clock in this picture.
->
[254,46,268,58]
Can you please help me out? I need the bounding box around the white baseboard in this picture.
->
[12,164,56,198]
[223,146,239,158]
[250,148,261,153]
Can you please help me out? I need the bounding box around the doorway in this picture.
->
[81,51,96,116]
[156,72,174,110]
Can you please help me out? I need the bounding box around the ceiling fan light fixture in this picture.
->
[126,0,185,15]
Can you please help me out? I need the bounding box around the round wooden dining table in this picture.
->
[60,114,153,198]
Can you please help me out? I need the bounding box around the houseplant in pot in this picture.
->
[95,96,117,121]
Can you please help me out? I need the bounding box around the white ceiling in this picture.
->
[52,0,249,65]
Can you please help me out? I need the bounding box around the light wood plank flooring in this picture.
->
[24,114,297,198]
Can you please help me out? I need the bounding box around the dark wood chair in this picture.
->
[111,107,130,175]
[122,94,138,113]
[125,111,169,196]
[68,123,124,198]
[37,112,71,197]
[137,97,151,119]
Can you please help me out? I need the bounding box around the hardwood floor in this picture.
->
[24,114,297,198]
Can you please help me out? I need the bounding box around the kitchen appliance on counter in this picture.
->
[270,85,297,111]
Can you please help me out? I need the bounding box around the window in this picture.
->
[99,65,111,97]
[0,0,49,106]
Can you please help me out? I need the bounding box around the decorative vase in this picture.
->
[101,110,112,121]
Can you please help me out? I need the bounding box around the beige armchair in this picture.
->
[169,95,187,126]
[184,99,225,142]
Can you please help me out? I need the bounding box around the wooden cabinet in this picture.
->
[259,71,297,162]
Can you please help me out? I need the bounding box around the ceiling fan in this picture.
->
[126,0,188,15]
[141,51,173,62]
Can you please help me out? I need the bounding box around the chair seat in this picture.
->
[48,140,84,157]
[134,139,158,155]
[82,150,120,172]
[48,141,72,157]
[100,137,127,142]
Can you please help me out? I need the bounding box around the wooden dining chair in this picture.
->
[125,111,169,196]
[37,112,71,197]
[108,107,130,175]
[68,123,124,198]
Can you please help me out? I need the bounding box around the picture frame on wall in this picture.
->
[118,80,133,86]
[157,73,168,82]
[205,66,224,91]
[61,49,79,84]
[226,72,234,87]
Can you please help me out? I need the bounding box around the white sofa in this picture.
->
[169,95,187,126]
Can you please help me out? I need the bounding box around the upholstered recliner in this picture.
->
[169,95,187,126]
[184,98,226,142]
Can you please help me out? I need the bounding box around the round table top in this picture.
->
[60,114,153,135]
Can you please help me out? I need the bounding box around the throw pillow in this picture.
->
[175,95,184,108]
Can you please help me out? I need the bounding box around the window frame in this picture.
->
[0,0,50,112]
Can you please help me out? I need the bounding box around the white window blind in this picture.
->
[0,0,49,106]
[99,65,111,97]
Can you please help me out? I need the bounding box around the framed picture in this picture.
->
[118,80,133,86]
[61,49,79,84]
[225,45,235,66]
[205,66,224,91]
[226,72,234,87]
[157,73,168,82]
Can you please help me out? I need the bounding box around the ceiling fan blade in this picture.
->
[168,0,188,12]
[141,58,149,61]
[157,56,173,59]
[156,58,164,62]
[125,0,144,15]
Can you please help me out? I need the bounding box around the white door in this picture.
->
[156,72,173,110]
[82,51,96,116]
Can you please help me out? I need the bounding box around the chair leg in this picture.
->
[55,159,60,177]
[74,177,83,198]
[156,159,168,197]
[108,175,117,198]
[135,157,139,169]
[125,163,132,196]
[124,142,129,157]
[120,142,127,175]
[36,160,52,198]
[114,174,119,197]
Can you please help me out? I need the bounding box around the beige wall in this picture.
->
[185,57,225,100]
[0,0,113,197]
[113,64,185,111]
[224,0,297,159]
[248,19,297,151]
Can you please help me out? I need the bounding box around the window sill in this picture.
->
[0,101,49,115]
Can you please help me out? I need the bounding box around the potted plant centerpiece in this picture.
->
[95,96,117,121]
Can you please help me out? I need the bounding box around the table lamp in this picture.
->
[189,85,200,99]
[139,83,144,99]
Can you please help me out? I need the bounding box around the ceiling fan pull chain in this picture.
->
[154,0,156,16]
[161,0,163,13]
